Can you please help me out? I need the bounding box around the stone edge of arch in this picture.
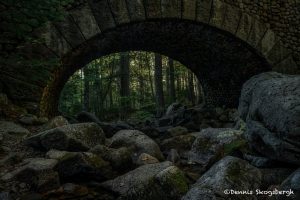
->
[39,0,298,117]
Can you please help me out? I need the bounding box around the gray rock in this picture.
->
[90,145,133,171]
[1,158,60,192]
[160,134,196,156]
[188,128,245,169]
[260,168,295,189]
[19,114,48,125]
[46,149,113,182]
[167,126,188,137]
[76,111,133,137]
[110,130,164,160]
[102,161,188,200]
[25,122,105,151]
[275,168,300,200]
[42,116,69,130]
[239,72,300,165]
[0,152,23,167]
[136,153,159,166]
[244,154,276,168]
[43,183,89,199]
[100,122,133,138]
[165,103,183,117]
[182,156,262,200]
[167,149,180,164]
[0,121,29,138]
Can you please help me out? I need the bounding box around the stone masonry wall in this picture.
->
[223,0,299,64]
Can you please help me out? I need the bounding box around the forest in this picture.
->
[59,51,203,121]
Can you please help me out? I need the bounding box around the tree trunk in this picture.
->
[188,71,195,105]
[169,58,176,103]
[120,52,130,118]
[146,53,155,100]
[196,77,203,105]
[83,66,90,111]
[154,53,165,117]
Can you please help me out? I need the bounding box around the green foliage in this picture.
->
[59,51,203,122]
[129,110,155,121]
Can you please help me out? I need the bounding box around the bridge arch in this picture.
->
[6,0,298,117]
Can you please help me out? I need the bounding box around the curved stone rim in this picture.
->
[37,0,297,117]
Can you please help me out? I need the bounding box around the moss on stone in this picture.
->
[169,170,189,194]
[223,139,247,155]
[84,153,108,168]
[158,166,189,195]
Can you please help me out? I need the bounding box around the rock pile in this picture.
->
[0,72,299,200]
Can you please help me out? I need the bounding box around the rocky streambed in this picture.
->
[0,72,299,200]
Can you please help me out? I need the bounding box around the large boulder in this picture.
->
[166,126,188,137]
[160,134,196,157]
[1,158,60,192]
[0,121,29,138]
[46,149,113,182]
[101,161,188,200]
[19,114,48,125]
[25,123,105,151]
[0,121,29,150]
[182,156,262,200]
[110,130,164,160]
[187,128,246,169]
[260,168,295,189]
[136,153,159,166]
[0,93,27,120]
[275,168,300,200]
[89,145,133,172]
[76,111,132,137]
[239,72,300,165]
[42,116,69,131]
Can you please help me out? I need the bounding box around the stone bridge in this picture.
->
[0,0,299,117]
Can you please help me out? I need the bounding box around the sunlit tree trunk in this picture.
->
[169,58,176,103]
[146,53,155,100]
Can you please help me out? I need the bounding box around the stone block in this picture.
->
[258,29,279,56]
[236,13,252,42]
[43,23,72,56]
[196,0,213,23]
[126,0,146,21]
[87,0,116,31]
[182,0,197,20]
[247,18,267,48]
[222,4,241,34]
[109,0,130,24]
[70,4,101,39]
[161,0,181,18]
[144,0,162,18]
[54,15,85,48]
[209,0,226,29]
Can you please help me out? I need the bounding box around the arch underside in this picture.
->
[41,20,271,116]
